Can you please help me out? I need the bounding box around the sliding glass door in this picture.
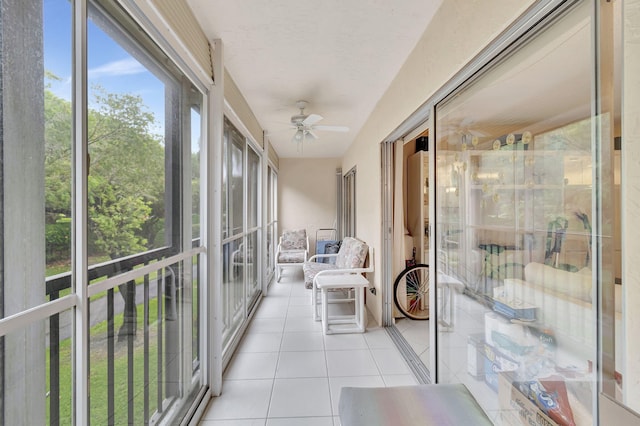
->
[431,1,640,424]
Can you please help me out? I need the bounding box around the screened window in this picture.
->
[248,146,260,230]
[222,117,245,240]
[87,3,205,424]
[0,1,207,424]
[221,118,262,356]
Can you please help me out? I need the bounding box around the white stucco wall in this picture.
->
[278,158,342,255]
[342,0,535,326]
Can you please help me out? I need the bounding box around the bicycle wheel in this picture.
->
[393,264,430,320]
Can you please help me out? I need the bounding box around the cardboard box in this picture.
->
[498,372,558,426]
[483,343,519,392]
[492,294,537,321]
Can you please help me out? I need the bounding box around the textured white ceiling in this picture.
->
[187,0,442,158]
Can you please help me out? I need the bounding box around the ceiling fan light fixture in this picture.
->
[286,100,349,149]
[305,129,318,140]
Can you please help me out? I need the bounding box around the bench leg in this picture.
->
[356,287,365,332]
[322,289,330,334]
[321,286,367,334]
[312,281,321,321]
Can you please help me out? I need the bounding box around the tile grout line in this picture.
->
[264,280,290,421]
[361,328,388,387]
[323,328,334,419]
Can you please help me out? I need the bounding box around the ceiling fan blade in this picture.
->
[313,125,349,132]
[305,130,319,141]
[302,113,323,126]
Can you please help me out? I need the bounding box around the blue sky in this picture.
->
[44,0,166,138]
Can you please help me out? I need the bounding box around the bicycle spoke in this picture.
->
[394,264,430,320]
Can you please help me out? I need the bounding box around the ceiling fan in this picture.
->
[289,100,349,144]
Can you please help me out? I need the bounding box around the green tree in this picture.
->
[87,87,164,200]
[86,86,165,257]
[44,73,74,266]
[44,73,73,222]
[88,175,152,258]
[44,76,165,264]
[192,151,200,238]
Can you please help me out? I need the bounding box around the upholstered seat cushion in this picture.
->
[302,262,337,289]
[280,229,307,250]
[278,251,306,264]
[338,237,369,269]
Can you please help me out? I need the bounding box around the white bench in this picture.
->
[315,273,369,334]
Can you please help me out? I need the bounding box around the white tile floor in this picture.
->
[199,272,417,425]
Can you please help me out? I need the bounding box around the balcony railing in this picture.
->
[46,239,201,425]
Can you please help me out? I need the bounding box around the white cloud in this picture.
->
[88,58,146,80]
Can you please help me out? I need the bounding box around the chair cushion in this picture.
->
[280,229,307,250]
[335,237,355,268]
[336,237,368,269]
[278,251,306,264]
[302,262,337,289]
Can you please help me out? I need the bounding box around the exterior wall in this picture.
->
[268,140,280,169]
[128,0,212,86]
[278,158,340,255]
[149,0,212,78]
[341,0,535,326]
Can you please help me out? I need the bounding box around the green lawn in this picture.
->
[47,297,161,425]
[45,256,200,424]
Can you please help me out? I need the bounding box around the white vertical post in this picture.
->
[427,106,437,384]
[181,77,194,399]
[1,1,46,423]
[380,142,394,327]
[73,0,89,424]
[208,38,224,396]
[262,133,269,293]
